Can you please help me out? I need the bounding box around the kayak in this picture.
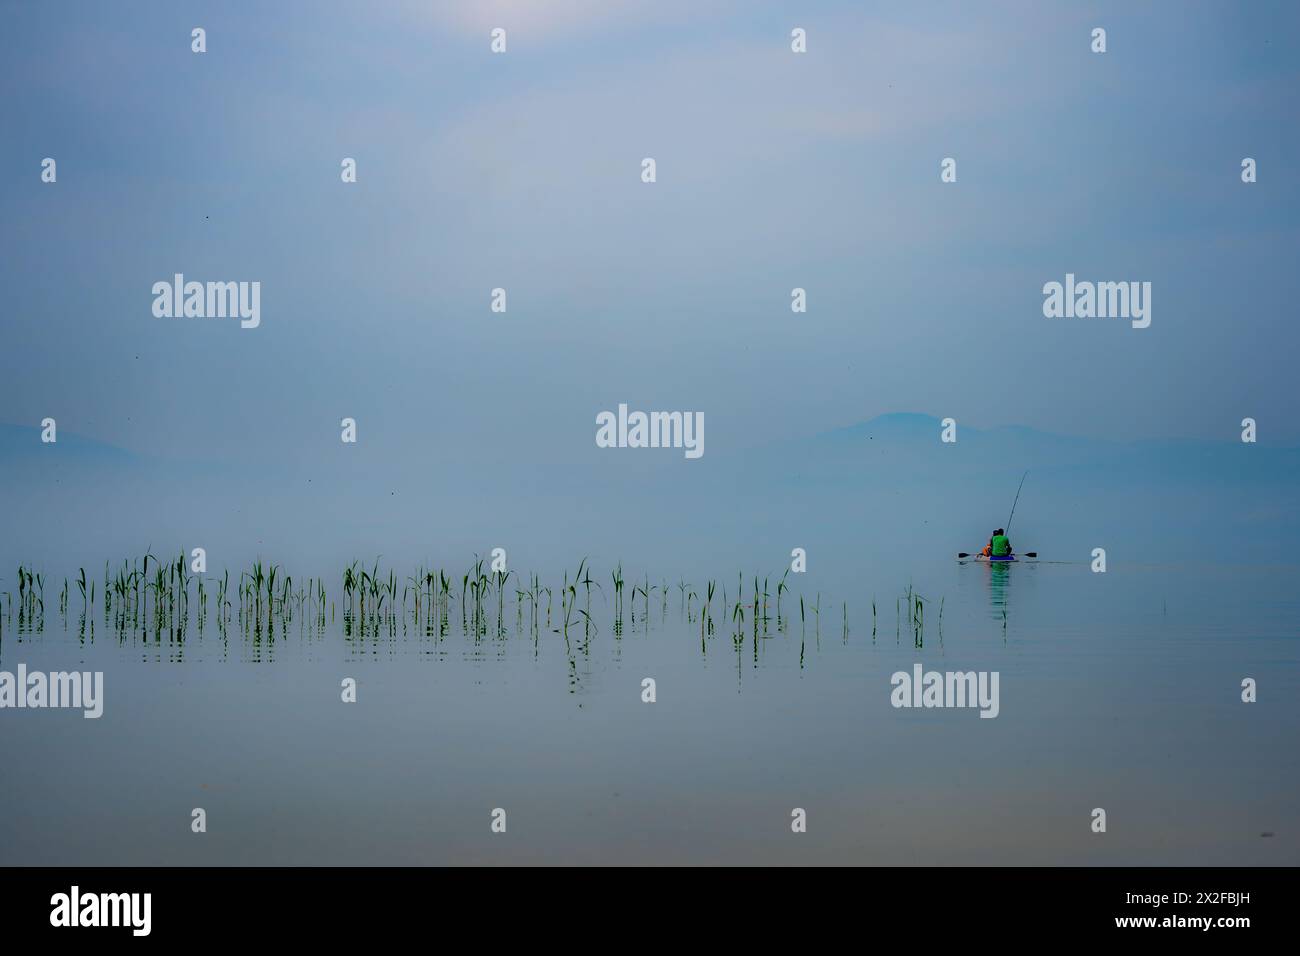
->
[986,554,1016,562]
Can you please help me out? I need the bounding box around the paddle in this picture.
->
[957,552,1037,559]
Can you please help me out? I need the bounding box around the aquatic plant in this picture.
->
[612,563,624,618]
[701,579,715,650]
[6,553,946,680]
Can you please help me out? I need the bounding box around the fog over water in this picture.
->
[2,1,1298,866]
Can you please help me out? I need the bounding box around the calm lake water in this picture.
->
[1,558,1296,865]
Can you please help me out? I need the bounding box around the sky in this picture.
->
[2,0,1299,476]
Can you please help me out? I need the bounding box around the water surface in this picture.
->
[1,558,1295,865]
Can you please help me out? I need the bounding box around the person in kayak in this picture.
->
[986,529,1012,557]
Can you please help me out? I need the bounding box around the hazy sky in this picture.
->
[3,0,1299,469]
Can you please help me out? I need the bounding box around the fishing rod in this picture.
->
[955,472,1033,561]
[1005,470,1029,535]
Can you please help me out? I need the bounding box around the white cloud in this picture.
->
[401,0,720,44]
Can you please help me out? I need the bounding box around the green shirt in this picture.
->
[991,535,1011,556]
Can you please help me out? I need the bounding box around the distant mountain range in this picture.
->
[2,415,1296,572]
